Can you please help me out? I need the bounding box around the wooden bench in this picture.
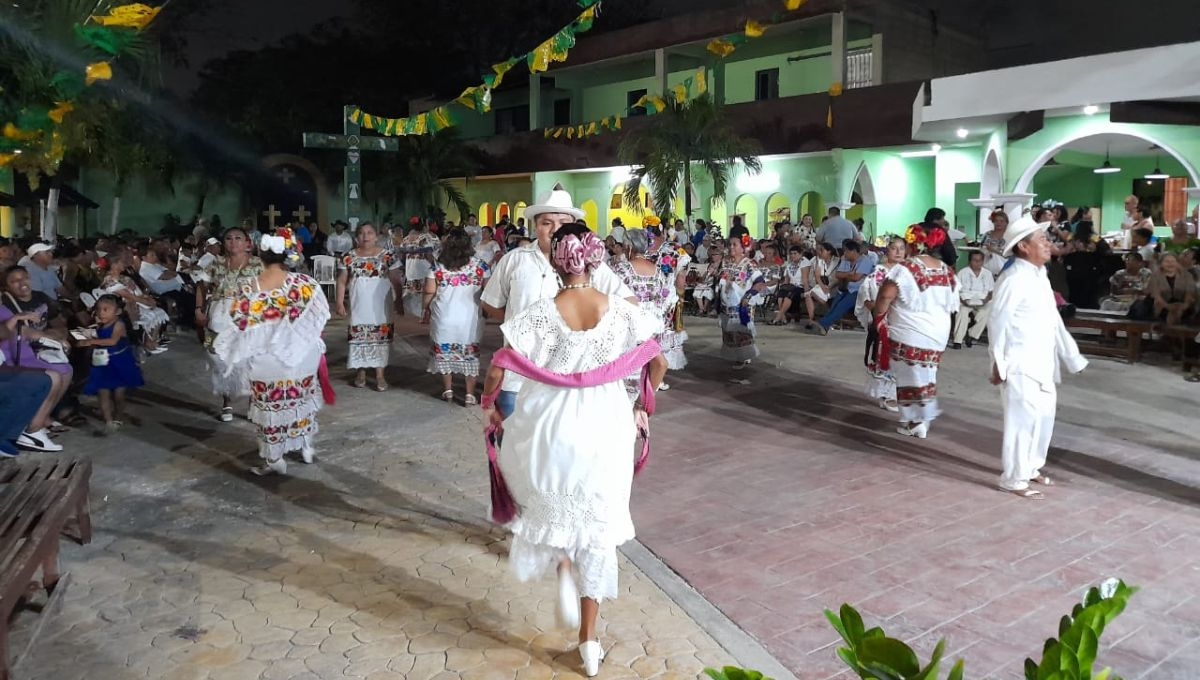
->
[0,456,93,680]
[1065,313,1158,363]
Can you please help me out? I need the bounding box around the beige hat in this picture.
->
[26,243,53,257]
[1001,216,1049,257]
[524,182,584,222]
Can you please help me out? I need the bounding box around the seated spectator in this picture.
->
[0,351,53,458]
[138,246,196,328]
[1146,253,1196,325]
[951,250,995,349]
[769,246,812,325]
[692,251,722,317]
[1100,253,1152,312]
[0,238,17,270]
[1132,227,1156,264]
[98,251,169,355]
[801,242,840,325]
[21,243,65,299]
[809,240,873,335]
[0,265,71,452]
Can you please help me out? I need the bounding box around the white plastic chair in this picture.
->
[311,255,337,299]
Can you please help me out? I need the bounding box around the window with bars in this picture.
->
[846,48,874,89]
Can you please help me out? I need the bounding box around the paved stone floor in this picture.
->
[632,319,1200,679]
[8,312,1199,679]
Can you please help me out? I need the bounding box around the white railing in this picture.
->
[847,48,874,89]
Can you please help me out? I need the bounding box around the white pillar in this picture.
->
[968,198,998,240]
[831,12,846,87]
[654,48,668,97]
[991,192,1037,224]
[528,75,542,130]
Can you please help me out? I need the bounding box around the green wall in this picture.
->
[79,167,243,237]
[579,69,702,123]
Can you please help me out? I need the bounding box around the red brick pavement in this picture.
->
[630,352,1200,679]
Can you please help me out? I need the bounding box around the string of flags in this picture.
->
[543,68,708,140]
[1,3,163,173]
[707,0,809,58]
[346,0,601,137]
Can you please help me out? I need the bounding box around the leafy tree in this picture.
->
[618,93,762,223]
[363,128,482,221]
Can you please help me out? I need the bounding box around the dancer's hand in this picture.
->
[989,364,1004,386]
[634,407,649,432]
[483,406,503,430]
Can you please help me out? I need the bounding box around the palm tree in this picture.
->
[618,93,762,224]
[369,128,481,221]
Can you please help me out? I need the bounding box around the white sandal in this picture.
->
[440,390,454,402]
[579,640,605,677]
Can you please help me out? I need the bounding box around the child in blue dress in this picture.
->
[80,295,144,432]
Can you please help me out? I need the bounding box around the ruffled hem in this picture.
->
[348,342,390,369]
[213,293,330,377]
[427,356,479,376]
[209,355,250,397]
[508,536,623,603]
[249,398,322,459]
[664,347,688,370]
[898,399,940,424]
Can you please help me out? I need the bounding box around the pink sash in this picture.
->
[481,338,661,524]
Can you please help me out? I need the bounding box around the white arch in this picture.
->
[848,162,876,205]
[981,148,1002,198]
[1013,128,1200,194]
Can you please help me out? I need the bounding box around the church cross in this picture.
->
[262,204,281,229]
[293,205,311,223]
[302,104,402,229]
[277,167,295,185]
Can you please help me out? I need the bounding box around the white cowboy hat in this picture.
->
[1001,216,1049,257]
[524,182,584,221]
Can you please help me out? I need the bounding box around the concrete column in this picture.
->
[711,61,726,105]
[968,197,998,240]
[991,192,1037,224]
[654,48,668,97]
[871,33,884,86]
[831,12,846,87]
[528,74,542,130]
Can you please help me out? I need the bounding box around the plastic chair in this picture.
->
[311,255,337,299]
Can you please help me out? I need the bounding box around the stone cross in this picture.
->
[302,104,401,229]
[276,167,295,185]
[293,205,311,223]
[262,204,281,229]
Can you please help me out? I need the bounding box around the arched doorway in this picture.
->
[478,202,493,227]
[580,199,600,233]
[733,194,760,237]
[606,183,653,230]
[798,191,824,225]
[260,154,333,230]
[1016,132,1199,231]
[513,201,528,225]
[497,202,511,223]
[766,192,792,227]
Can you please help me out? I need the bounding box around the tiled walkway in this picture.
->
[632,323,1200,679]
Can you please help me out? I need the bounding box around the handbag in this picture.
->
[91,348,110,367]
[32,337,70,364]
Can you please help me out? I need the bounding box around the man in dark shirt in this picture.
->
[728,216,750,240]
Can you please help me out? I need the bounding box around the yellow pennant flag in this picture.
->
[0,153,15,168]
[614,117,622,130]
[673,83,687,103]
[3,123,39,141]
[745,20,766,38]
[349,108,363,125]
[48,102,75,124]
[431,107,453,131]
[785,0,807,9]
[553,128,563,139]
[707,39,736,58]
[91,3,161,30]
[85,61,113,86]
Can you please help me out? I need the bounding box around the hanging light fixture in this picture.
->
[1145,152,1169,180]
[1093,143,1121,174]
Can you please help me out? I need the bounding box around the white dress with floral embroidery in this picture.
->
[497,295,660,602]
[339,249,400,369]
[213,272,330,459]
[426,258,490,376]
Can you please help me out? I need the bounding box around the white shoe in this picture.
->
[896,422,929,439]
[147,346,169,355]
[579,640,605,677]
[18,429,62,452]
[556,562,580,630]
[300,444,315,464]
[658,382,670,391]
[219,407,234,423]
[878,398,899,413]
[250,458,287,476]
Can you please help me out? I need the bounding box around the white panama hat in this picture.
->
[524,182,584,222]
[1001,216,1049,257]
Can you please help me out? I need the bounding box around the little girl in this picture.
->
[80,295,144,432]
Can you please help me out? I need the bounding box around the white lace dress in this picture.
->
[497,295,659,602]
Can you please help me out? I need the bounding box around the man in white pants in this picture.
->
[987,216,1088,499]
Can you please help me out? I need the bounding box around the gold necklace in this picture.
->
[561,282,591,290]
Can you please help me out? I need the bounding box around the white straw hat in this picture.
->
[524,182,584,221]
[1002,216,1049,257]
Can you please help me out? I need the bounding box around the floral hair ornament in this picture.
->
[642,215,662,228]
[409,216,421,226]
[740,234,752,250]
[552,230,605,276]
[263,228,304,268]
[903,223,946,254]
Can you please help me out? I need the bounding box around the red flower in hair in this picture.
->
[740,234,752,250]
[409,216,421,226]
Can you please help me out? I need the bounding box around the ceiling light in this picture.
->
[1145,154,1169,180]
[1093,143,1121,174]
[955,128,968,139]
[931,143,942,152]
[1083,105,1099,115]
